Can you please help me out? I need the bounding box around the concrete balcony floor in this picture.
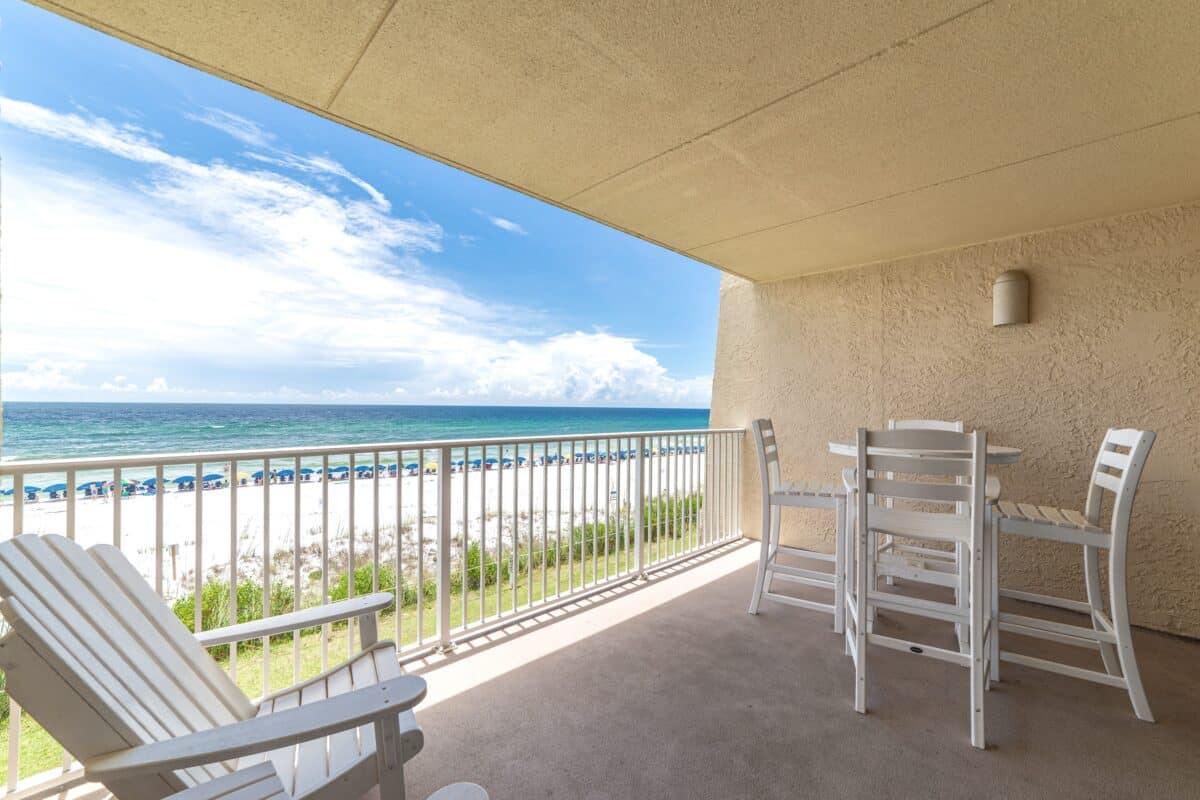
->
[385,542,1200,799]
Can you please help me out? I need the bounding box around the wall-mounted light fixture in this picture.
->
[993,269,1029,326]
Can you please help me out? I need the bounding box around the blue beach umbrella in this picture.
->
[0,489,12,496]
[277,469,295,477]
[173,475,196,483]
[141,477,158,488]
[300,467,315,474]
[202,473,224,482]
[485,457,498,465]
[404,462,419,470]
[470,459,482,467]
[43,483,68,493]
[24,485,42,494]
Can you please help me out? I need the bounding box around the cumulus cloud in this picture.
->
[1,98,711,407]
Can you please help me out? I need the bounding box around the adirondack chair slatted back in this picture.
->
[1084,428,1156,537]
[0,535,255,799]
[752,419,782,502]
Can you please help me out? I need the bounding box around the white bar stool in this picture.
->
[747,418,846,632]
[994,427,1156,721]
[844,427,994,749]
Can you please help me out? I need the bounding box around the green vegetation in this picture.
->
[0,494,705,782]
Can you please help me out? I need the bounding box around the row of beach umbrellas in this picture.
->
[2,444,706,501]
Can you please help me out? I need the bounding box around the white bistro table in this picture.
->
[827,441,1023,464]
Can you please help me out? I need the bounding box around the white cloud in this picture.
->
[99,375,139,392]
[474,209,527,235]
[2,360,81,392]
[489,216,527,235]
[184,107,274,148]
[1,98,711,408]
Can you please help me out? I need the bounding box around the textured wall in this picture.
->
[710,202,1200,637]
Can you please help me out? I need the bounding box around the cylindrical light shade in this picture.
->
[993,269,1029,326]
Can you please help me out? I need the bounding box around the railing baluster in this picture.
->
[372,451,380,594]
[66,469,76,543]
[348,452,357,657]
[462,445,469,630]
[112,466,122,548]
[321,454,330,671]
[437,444,452,650]
[556,440,563,597]
[569,440,575,592]
[479,445,487,624]
[398,453,406,634]
[262,456,271,694]
[229,459,238,680]
[294,453,302,683]
[532,443,537,606]
[416,449,424,644]
[541,441,548,603]
[513,441,518,609]
[194,460,203,639]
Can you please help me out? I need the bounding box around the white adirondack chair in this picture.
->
[0,534,425,800]
[993,427,1156,720]
[163,761,488,800]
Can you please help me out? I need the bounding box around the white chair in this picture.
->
[747,419,846,631]
[993,427,1156,721]
[844,427,993,749]
[163,761,488,800]
[0,534,424,800]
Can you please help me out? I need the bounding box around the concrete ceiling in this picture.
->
[31,0,1200,282]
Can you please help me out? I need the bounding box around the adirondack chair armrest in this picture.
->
[194,592,395,647]
[84,675,426,783]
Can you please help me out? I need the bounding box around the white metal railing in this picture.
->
[0,427,741,795]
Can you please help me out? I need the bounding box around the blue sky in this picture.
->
[0,0,719,407]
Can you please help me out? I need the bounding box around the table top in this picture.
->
[827,441,1022,465]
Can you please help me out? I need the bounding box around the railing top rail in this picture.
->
[0,427,744,473]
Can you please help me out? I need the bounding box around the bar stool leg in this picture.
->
[834,495,846,634]
[989,514,1000,684]
[1111,550,1154,722]
[854,522,869,714]
[1084,544,1120,675]
[748,502,773,615]
[969,539,986,749]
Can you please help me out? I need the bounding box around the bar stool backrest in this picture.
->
[858,427,986,534]
[1084,428,1156,544]
[752,419,783,504]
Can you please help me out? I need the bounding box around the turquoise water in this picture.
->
[2,402,711,461]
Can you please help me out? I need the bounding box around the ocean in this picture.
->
[1,402,711,462]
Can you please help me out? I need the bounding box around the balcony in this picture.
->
[0,427,742,797]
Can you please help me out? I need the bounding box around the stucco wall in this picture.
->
[710,202,1200,638]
